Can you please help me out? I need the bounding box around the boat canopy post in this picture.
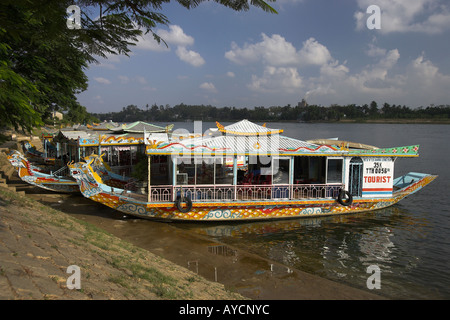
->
[233,154,238,201]
[147,154,151,203]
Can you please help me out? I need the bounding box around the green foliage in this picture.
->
[92,102,450,123]
[1,0,277,132]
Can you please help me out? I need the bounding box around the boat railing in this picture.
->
[147,184,343,203]
[52,165,70,178]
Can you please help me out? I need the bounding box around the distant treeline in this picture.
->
[91,101,450,123]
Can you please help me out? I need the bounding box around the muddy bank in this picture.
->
[0,180,245,300]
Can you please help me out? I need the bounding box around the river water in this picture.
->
[168,122,450,299]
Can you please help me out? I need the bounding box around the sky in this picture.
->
[76,0,450,114]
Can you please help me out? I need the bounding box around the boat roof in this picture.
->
[110,121,172,133]
[216,119,283,136]
[145,120,419,157]
[87,121,120,131]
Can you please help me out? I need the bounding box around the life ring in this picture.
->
[176,196,193,213]
[337,189,353,206]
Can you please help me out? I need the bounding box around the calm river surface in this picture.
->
[167,122,450,299]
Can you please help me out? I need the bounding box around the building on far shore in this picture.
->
[52,111,63,121]
[298,99,308,108]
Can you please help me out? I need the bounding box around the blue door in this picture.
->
[349,157,363,197]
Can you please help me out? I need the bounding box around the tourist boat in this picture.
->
[68,120,437,221]
[7,150,135,193]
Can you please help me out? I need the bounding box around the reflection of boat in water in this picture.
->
[68,120,437,222]
[177,206,410,238]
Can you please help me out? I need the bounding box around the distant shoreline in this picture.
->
[259,118,450,124]
[85,118,450,125]
[309,118,450,124]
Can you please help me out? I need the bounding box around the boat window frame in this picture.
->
[271,156,291,185]
[176,155,236,186]
[326,157,344,184]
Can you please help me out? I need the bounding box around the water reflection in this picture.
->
[175,206,444,299]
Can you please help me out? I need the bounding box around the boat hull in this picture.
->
[83,196,400,221]
[69,158,437,222]
[69,157,437,221]
[78,188,429,222]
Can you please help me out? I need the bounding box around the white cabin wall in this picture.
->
[361,157,394,198]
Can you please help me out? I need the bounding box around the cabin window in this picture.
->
[195,157,214,185]
[215,157,234,185]
[293,156,326,184]
[150,155,170,185]
[176,156,233,185]
[272,158,290,185]
[238,156,272,185]
[326,158,343,184]
[176,157,195,185]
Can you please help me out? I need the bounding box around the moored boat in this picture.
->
[7,150,80,193]
[68,120,437,221]
[7,150,135,193]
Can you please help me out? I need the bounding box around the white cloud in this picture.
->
[300,43,450,108]
[94,77,111,85]
[225,33,299,66]
[366,43,387,58]
[319,60,349,79]
[136,32,170,52]
[199,82,217,93]
[355,0,450,34]
[93,95,104,104]
[304,47,402,103]
[118,75,130,84]
[142,86,157,92]
[405,54,450,101]
[248,66,303,93]
[226,71,235,78]
[136,25,194,52]
[136,76,147,85]
[176,46,205,67]
[298,38,332,66]
[158,25,194,47]
[225,34,333,68]
[136,25,205,67]
[225,35,335,95]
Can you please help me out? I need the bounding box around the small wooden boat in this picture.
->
[68,120,437,221]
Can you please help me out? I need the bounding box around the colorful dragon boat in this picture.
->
[68,120,437,222]
[7,150,80,193]
[7,150,135,193]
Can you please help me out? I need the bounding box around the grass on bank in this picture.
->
[0,186,242,300]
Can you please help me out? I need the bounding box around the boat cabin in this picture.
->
[52,121,173,176]
[142,120,418,204]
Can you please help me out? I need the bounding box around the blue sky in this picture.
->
[77,0,450,113]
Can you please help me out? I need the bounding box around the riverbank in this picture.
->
[0,136,384,301]
[0,178,244,300]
